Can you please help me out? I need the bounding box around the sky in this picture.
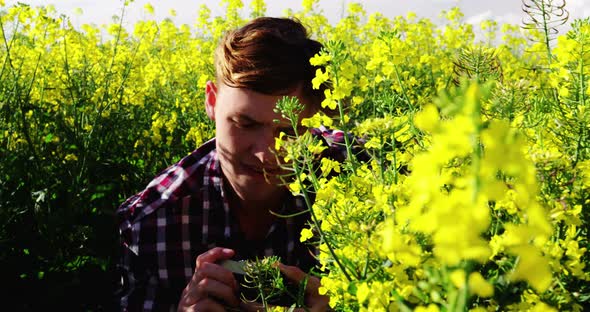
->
[4,0,590,34]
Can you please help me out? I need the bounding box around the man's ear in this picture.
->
[205,81,217,120]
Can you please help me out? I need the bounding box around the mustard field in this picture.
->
[1,0,588,310]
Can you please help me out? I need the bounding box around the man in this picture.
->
[116,17,342,311]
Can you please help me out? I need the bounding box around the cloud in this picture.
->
[495,13,523,25]
[566,0,585,9]
[465,10,492,25]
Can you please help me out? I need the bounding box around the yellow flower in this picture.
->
[274,132,286,151]
[320,158,341,176]
[310,52,332,66]
[530,302,557,312]
[356,282,370,304]
[143,3,155,15]
[468,272,494,297]
[508,245,553,292]
[321,89,338,110]
[415,304,440,312]
[413,104,439,133]
[352,96,363,106]
[302,112,333,128]
[450,269,466,288]
[64,154,78,162]
[300,228,314,242]
[308,140,328,154]
[289,181,302,194]
[312,68,330,89]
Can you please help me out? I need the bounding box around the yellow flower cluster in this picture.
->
[287,3,589,310]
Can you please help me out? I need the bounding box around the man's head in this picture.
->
[205,17,326,202]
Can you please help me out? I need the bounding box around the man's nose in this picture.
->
[251,129,276,164]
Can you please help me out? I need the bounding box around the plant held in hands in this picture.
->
[239,256,308,310]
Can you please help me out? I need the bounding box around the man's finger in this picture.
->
[198,261,239,291]
[277,263,307,283]
[196,247,235,267]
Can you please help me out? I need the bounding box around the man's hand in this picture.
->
[278,263,329,312]
[178,247,241,312]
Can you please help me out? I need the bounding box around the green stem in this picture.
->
[337,98,357,170]
[472,99,483,204]
[385,37,412,109]
[378,133,385,181]
[284,108,354,282]
[19,24,48,164]
[0,11,20,80]
[258,283,268,311]
[539,0,553,68]
[393,64,412,109]
[572,55,587,168]
[293,158,353,282]
[391,133,398,185]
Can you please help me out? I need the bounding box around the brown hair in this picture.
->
[214,17,327,108]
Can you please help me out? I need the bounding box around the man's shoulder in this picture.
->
[116,139,218,225]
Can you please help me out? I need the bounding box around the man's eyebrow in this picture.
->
[235,113,299,129]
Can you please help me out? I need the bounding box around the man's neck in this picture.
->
[225,183,287,241]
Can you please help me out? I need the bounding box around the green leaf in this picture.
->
[44,133,53,143]
[90,193,105,201]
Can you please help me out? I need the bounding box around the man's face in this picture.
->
[205,81,315,202]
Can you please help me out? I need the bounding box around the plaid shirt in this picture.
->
[116,127,360,311]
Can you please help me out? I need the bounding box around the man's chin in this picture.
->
[233,183,284,202]
[239,165,287,185]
